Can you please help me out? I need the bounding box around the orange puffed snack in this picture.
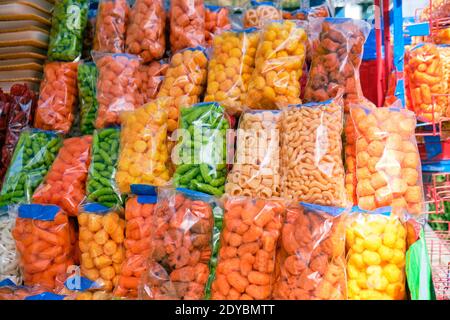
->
[12,204,74,291]
[351,105,425,216]
[406,43,447,122]
[205,6,231,45]
[93,0,129,53]
[211,197,284,300]
[169,0,205,53]
[34,61,78,134]
[137,60,168,103]
[94,53,142,129]
[273,203,347,300]
[126,0,166,63]
[32,136,93,217]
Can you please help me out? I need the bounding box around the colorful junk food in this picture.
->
[246,20,307,109]
[169,0,206,53]
[126,0,166,63]
[93,0,129,53]
[210,197,284,300]
[204,29,259,115]
[304,18,371,111]
[115,98,170,194]
[346,208,407,300]
[12,204,74,290]
[205,5,231,45]
[78,204,125,292]
[225,110,281,198]
[243,2,282,29]
[137,60,168,103]
[0,207,21,284]
[350,105,424,216]
[34,62,78,134]
[273,203,347,300]
[280,96,347,207]
[32,136,92,217]
[0,130,62,207]
[78,62,99,135]
[94,53,142,129]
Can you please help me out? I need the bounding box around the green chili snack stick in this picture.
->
[78,62,99,135]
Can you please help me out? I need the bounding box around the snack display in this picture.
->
[47,0,89,61]
[246,20,307,109]
[273,203,347,300]
[78,204,125,292]
[0,129,62,207]
[126,0,166,63]
[174,102,229,196]
[0,207,21,284]
[78,62,99,135]
[169,0,206,53]
[243,2,282,29]
[34,61,78,134]
[32,136,92,216]
[205,5,231,45]
[204,29,259,115]
[115,98,170,194]
[210,197,284,300]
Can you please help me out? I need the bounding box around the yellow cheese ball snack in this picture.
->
[204,29,259,115]
[346,210,407,300]
[115,97,170,193]
[246,20,307,109]
[78,207,125,292]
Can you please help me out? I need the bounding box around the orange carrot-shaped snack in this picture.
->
[32,136,93,216]
[12,204,74,291]
[34,61,78,134]
[204,5,231,45]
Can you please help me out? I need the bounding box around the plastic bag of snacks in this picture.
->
[12,204,74,290]
[350,105,425,216]
[0,89,10,155]
[78,62,99,135]
[137,60,168,103]
[32,136,92,217]
[434,27,450,45]
[304,18,371,111]
[93,0,129,53]
[225,110,281,198]
[87,128,122,209]
[0,279,46,300]
[116,98,170,194]
[438,45,450,95]
[126,0,166,63]
[47,0,89,61]
[157,47,208,133]
[61,275,112,300]
[205,5,231,45]
[114,188,157,298]
[0,129,62,207]
[283,4,330,20]
[0,207,21,284]
[280,95,347,207]
[169,0,206,53]
[204,29,259,115]
[406,43,447,122]
[243,1,282,29]
[273,203,347,300]
[174,102,229,196]
[34,61,78,134]
[82,4,97,60]
[346,207,407,300]
[78,203,125,292]
[93,53,142,129]
[139,187,220,300]
[0,84,37,182]
[246,20,307,109]
[210,197,284,300]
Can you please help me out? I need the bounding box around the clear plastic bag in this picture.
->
[0,129,62,207]
[346,208,407,300]
[78,203,125,292]
[0,206,21,284]
[243,1,282,29]
[78,62,99,135]
[93,0,129,53]
[280,95,347,207]
[138,187,220,300]
[12,204,74,290]
[204,29,259,115]
[283,4,330,20]
[273,202,347,300]
[210,197,284,300]
[61,275,112,300]
[116,98,171,194]
[47,0,89,61]
[225,110,281,198]
[350,105,425,216]
[174,102,230,196]
[205,5,231,45]
[438,45,450,116]
[32,136,92,217]
[93,52,142,129]
[137,60,168,103]
[126,0,165,63]
[81,4,97,60]
[246,20,307,109]
[0,279,46,300]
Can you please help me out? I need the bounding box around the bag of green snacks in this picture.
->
[78,62,99,135]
